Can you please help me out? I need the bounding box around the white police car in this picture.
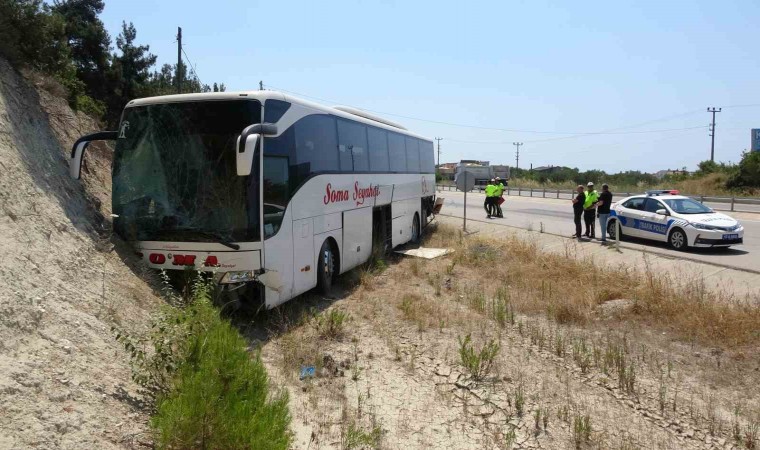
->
[607,191,744,250]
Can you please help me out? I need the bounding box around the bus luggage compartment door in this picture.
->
[392,216,412,248]
[342,207,372,273]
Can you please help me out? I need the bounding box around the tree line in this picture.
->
[506,155,760,190]
[0,0,225,127]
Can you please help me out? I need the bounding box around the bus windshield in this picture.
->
[112,99,261,243]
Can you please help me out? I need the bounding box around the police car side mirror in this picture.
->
[655,208,668,216]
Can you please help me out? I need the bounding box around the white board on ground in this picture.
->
[394,247,453,259]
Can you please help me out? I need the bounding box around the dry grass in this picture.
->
[507,172,755,197]
[424,224,760,350]
[397,292,450,331]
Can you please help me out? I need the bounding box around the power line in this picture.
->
[263,84,711,137]
[444,125,709,146]
[181,46,203,86]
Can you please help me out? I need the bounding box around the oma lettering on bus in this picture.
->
[324,183,350,205]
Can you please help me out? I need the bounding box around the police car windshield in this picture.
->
[662,198,713,214]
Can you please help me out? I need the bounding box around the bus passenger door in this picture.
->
[342,207,372,272]
[292,218,315,296]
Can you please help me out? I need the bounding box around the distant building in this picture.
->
[437,162,457,180]
[532,165,569,174]
[654,169,689,179]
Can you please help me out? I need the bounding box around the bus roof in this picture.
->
[126,90,432,142]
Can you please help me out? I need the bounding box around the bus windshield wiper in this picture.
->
[156,228,241,250]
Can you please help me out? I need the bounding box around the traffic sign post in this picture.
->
[456,171,475,232]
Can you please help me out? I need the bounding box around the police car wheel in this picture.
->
[669,228,687,250]
[607,219,622,240]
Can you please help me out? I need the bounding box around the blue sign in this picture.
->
[752,129,760,152]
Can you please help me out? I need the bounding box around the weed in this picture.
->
[313,308,350,340]
[554,331,566,358]
[445,260,456,275]
[470,292,487,314]
[658,372,667,414]
[351,363,362,382]
[514,384,526,417]
[342,421,382,449]
[572,338,592,374]
[744,421,758,449]
[458,334,500,381]
[558,404,570,423]
[504,426,517,449]
[572,413,592,449]
[410,258,420,276]
[533,408,541,436]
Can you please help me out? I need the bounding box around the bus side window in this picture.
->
[405,137,420,173]
[264,100,291,123]
[419,140,435,174]
[388,132,406,172]
[337,119,368,172]
[295,114,338,175]
[368,127,389,172]
[263,156,289,238]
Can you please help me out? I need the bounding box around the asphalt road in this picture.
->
[437,190,760,273]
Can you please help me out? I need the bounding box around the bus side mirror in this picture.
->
[69,131,118,179]
[236,123,277,176]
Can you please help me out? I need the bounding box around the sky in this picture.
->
[99,0,760,173]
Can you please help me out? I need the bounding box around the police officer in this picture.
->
[571,185,585,239]
[583,182,599,238]
[484,179,497,218]
[494,177,505,218]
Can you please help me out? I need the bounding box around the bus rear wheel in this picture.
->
[411,213,421,244]
[317,240,336,294]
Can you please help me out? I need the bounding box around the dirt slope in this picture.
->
[0,57,160,449]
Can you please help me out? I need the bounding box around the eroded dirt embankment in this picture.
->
[0,57,161,449]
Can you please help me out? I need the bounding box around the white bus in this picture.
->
[70,91,437,308]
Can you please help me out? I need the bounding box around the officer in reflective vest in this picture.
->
[583,181,599,238]
[494,177,505,218]
[484,179,498,218]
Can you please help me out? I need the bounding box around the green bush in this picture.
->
[457,334,500,381]
[145,279,291,450]
[728,151,760,189]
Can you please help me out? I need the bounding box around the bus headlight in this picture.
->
[220,271,255,284]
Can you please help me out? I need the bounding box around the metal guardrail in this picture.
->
[435,184,760,213]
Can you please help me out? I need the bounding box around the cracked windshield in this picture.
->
[112,100,261,242]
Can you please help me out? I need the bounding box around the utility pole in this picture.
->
[707,107,721,162]
[513,142,523,171]
[176,27,182,94]
[435,137,443,169]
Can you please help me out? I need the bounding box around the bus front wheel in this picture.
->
[317,240,336,294]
